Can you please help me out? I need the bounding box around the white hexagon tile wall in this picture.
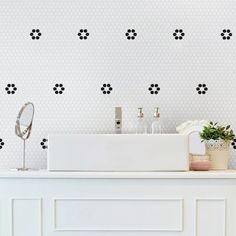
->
[1,0,236,169]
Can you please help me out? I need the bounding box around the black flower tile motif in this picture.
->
[221,29,232,40]
[196,84,208,94]
[148,84,160,94]
[30,29,42,40]
[78,29,89,40]
[125,29,137,40]
[231,139,236,149]
[0,139,4,149]
[5,84,17,94]
[173,29,185,40]
[40,138,48,149]
[101,84,113,94]
[53,84,65,94]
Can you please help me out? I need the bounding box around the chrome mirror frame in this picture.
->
[15,102,35,171]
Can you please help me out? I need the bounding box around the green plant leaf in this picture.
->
[199,122,235,142]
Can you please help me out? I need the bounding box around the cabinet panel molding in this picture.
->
[194,198,226,236]
[11,198,42,236]
[53,198,184,232]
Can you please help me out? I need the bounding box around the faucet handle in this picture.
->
[115,107,122,119]
[115,107,122,134]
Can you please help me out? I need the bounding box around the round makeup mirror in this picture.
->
[15,102,34,171]
[176,120,208,154]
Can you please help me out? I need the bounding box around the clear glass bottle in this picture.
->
[136,108,147,134]
[151,107,163,134]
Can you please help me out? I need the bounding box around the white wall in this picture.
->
[0,0,236,169]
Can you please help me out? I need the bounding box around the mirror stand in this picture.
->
[17,139,29,171]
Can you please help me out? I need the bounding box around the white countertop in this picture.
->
[0,169,236,179]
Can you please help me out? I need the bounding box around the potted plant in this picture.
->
[200,122,235,170]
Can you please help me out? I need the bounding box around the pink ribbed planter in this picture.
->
[190,161,211,171]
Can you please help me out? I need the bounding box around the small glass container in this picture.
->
[151,107,163,134]
[136,108,147,134]
[190,154,211,171]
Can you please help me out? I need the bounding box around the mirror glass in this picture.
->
[188,131,205,155]
[176,120,208,155]
[15,103,34,140]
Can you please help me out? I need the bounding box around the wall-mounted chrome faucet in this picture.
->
[115,107,122,134]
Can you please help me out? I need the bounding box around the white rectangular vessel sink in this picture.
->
[48,134,189,171]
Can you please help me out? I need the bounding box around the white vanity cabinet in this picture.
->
[0,171,236,236]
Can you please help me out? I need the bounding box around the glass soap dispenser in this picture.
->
[136,108,147,134]
[151,107,163,134]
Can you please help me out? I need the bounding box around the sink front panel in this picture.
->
[48,134,189,171]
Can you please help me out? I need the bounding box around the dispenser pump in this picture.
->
[138,108,144,118]
[154,107,160,118]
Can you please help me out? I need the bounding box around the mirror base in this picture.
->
[10,168,40,171]
[16,167,29,171]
